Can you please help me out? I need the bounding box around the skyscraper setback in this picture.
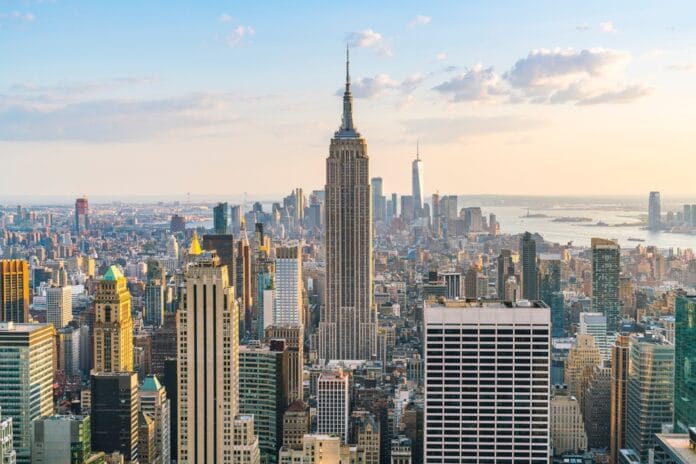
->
[319,50,376,361]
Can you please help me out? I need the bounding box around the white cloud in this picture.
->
[348,74,398,98]
[435,52,446,61]
[577,84,652,105]
[408,15,431,28]
[227,25,255,47]
[0,11,35,21]
[218,13,233,23]
[347,30,391,56]
[505,47,630,92]
[600,21,616,33]
[400,73,424,94]
[432,64,506,102]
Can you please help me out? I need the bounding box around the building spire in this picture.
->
[339,45,355,134]
[416,140,420,161]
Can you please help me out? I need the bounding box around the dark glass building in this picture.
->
[674,294,696,433]
[519,232,539,300]
[213,201,228,235]
[591,238,621,333]
[91,372,139,461]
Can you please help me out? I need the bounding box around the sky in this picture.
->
[2,0,696,199]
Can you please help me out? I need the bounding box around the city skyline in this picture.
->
[3,0,696,196]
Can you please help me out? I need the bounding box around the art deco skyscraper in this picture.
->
[93,265,133,373]
[411,143,424,217]
[319,49,376,361]
[177,252,240,463]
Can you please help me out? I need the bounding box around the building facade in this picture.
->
[0,260,29,323]
[319,51,376,361]
[93,266,133,373]
[591,238,621,333]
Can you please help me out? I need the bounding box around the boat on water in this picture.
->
[628,237,646,242]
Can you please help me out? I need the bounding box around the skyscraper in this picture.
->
[143,280,165,327]
[139,375,171,464]
[0,322,54,464]
[411,144,424,218]
[674,294,696,433]
[265,324,304,403]
[75,197,89,235]
[609,334,630,464]
[91,371,139,462]
[177,252,240,463]
[274,246,303,325]
[31,415,99,464]
[317,368,350,443]
[0,259,29,323]
[520,232,539,300]
[578,312,609,360]
[648,191,661,231]
[238,340,289,461]
[424,300,551,462]
[370,177,386,223]
[496,249,514,300]
[202,234,236,291]
[213,202,229,235]
[591,238,621,333]
[46,285,72,329]
[625,334,674,461]
[93,265,133,373]
[319,50,376,361]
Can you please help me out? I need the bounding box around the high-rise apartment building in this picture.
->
[411,146,424,217]
[674,295,696,433]
[139,375,171,464]
[520,232,539,300]
[274,246,303,325]
[625,334,674,462]
[610,334,630,464]
[648,191,661,231]
[317,368,350,443]
[319,51,376,361]
[177,252,240,463]
[94,266,133,373]
[583,365,611,449]
[591,238,621,333]
[91,371,139,462]
[214,202,229,235]
[0,322,54,464]
[56,325,81,376]
[0,259,29,323]
[371,177,386,222]
[75,197,89,235]
[143,281,165,328]
[424,300,551,463]
[46,285,72,328]
[238,340,289,460]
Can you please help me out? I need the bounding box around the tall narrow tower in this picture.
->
[411,142,424,218]
[93,265,133,373]
[319,49,376,361]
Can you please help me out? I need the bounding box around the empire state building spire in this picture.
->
[336,46,358,138]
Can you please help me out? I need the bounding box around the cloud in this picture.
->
[600,21,616,33]
[576,23,590,31]
[227,25,255,47]
[576,84,652,105]
[0,94,236,142]
[402,115,546,144]
[432,64,506,102]
[343,74,398,99]
[506,48,630,92]
[400,74,424,95]
[665,63,694,72]
[218,13,233,23]
[347,29,391,56]
[408,15,431,28]
[435,52,446,61]
[0,11,35,21]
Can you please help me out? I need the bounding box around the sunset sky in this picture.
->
[2,0,696,198]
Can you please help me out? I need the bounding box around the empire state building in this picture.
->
[319,50,376,361]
